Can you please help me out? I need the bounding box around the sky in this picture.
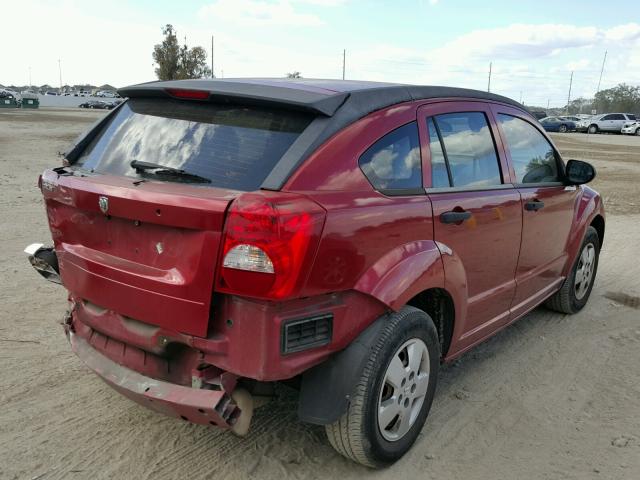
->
[1,0,639,108]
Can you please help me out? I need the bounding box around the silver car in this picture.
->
[587,113,637,134]
[621,121,640,136]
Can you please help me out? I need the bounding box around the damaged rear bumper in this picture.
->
[68,331,241,429]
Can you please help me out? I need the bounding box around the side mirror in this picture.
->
[565,159,596,185]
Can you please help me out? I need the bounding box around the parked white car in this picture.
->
[586,113,637,134]
[621,121,640,136]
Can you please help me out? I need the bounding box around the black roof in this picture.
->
[118,78,525,117]
[63,78,526,190]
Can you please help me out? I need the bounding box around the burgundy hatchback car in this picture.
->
[26,79,604,467]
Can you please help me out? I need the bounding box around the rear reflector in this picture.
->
[165,88,210,100]
[281,314,333,354]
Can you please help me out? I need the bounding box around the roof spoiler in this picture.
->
[118,81,350,117]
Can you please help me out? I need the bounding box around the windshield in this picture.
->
[75,98,313,191]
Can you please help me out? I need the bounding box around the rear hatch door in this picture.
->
[42,96,313,337]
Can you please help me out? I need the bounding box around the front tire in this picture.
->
[636,128,640,136]
[545,226,600,314]
[325,306,439,468]
[588,124,598,134]
[559,124,568,133]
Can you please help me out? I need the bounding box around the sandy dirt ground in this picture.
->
[1,109,639,480]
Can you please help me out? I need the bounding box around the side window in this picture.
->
[627,114,637,120]
[601,114,614,121]
[359,122,421,191]
[433,112,502,188]
[427,118,450,188]
[611,114,625,121]
[497,114,560,184]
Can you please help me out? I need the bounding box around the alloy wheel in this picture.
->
[377,338,430,442]
[575,243,595,300]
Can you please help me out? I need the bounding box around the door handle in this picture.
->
[525,200,545,211]
[440,210,472,224]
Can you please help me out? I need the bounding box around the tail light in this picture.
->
[218,192,326,299]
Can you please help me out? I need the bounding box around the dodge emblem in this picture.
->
[99,196,109,214]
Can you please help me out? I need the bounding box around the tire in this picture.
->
[588,124,598,134]
[325,306,440,468]
[635,128,640,136]
[559,124,568,133]
[545,226,600,314]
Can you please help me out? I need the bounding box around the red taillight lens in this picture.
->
[218,192,326,299]
[165,88,210,100]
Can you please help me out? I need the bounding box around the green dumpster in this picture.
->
[0,95,18,108]
[21,94,39,109]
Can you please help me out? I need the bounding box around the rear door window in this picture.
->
[358,122,422,192]
[431,112,502,188]
[75,99,313,191]
[497,114,560,184]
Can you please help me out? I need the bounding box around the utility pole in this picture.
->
[566,71,573,114]
[519,91,522,103]
[342,49,346,80]
[29,66,32,88]
[596,50,607,93]
[58,59,62,90]
[487,61,492,92]
[211,36,215,78]
[547,99,550,110]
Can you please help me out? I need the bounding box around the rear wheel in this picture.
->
[545,226,600,314]
[588,124,598,134]
[325,306,439,468]
[559,124,568,133]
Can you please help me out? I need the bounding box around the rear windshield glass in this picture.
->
[75,99,313,191]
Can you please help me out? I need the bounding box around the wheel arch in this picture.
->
[590,214,605,249]
[407,288,455,358]
[352,240,446,311]
[562,188,605,276]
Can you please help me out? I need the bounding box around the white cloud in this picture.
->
[294,0,346,5]
[566,59,591,71]
[605,23,640,41]
[198,0,325,27]
[429,24,602,64]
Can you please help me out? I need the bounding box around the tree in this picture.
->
[153,24,211,80]
[567,97,594,115]
[153,25,180,80]
[286,71,302,79]
[178,45,211,79]
[593,84,640,114]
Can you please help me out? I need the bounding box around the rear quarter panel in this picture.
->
[285,102,444,333]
